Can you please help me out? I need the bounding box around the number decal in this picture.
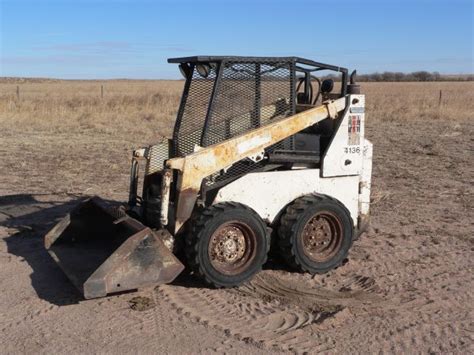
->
[344,147,360,154]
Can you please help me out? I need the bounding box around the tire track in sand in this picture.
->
[159,272,382,352]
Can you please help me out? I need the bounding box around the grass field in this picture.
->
[0,80,473,353]
[0,80,472,197]
[1,81,473,138]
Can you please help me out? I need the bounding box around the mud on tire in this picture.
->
[278,194,353,274]
[185,202,270,287]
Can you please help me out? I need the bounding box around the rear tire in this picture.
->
[278,194,353,274]
[185,202,269,287]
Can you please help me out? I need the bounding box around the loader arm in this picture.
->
[166,97,347,233]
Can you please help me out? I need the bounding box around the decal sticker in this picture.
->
[350,106,365,113]
[347,115,361,145]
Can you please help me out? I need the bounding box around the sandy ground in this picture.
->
[1,116,473,353]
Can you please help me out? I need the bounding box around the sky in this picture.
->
[0,0,472,79]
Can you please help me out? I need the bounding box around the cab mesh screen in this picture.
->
[203,61,294,148]
[173,59,295,185]
[173,64,216,157]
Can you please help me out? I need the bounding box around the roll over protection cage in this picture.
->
[167,56,348,160]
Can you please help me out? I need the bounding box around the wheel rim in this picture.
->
[208,221,257,276]
[301,211,343,263]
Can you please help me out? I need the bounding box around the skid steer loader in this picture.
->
[45,56,373,299]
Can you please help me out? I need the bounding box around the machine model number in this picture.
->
[344,146,360,154]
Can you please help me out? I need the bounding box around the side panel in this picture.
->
[322,94,365,177]
[359,138,373,230]
[213,169,360,225]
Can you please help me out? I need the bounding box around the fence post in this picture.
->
[101,84,104,99]
[16,85,20,100]
[438,90,442,106]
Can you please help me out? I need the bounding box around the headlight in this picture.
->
[196,63,211,78]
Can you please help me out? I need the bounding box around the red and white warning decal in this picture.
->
[347,114,361,145]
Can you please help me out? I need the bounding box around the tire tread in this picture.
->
[185,202,270,287]
[278,194,352,274]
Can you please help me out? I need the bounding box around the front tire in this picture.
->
[185,202,269,287]
[278,194,353,274]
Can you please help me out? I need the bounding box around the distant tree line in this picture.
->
[357,71,473,82]
[323,71,473,82]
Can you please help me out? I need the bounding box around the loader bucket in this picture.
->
[44,197,184,299]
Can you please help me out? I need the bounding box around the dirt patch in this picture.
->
[128,296,155,312]
[0,82,473,353]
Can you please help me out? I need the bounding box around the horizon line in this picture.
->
[1,72,473,82]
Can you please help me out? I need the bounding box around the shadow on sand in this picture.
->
[0,193,292,306]
[1,194,95,306]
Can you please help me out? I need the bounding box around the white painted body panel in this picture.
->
[360,138,373,216]
[213,169,360,225]
[212,94,371,229]
[322,95,365,177]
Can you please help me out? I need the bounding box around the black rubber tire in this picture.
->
[185,202,270,287]
[278,194,353,274]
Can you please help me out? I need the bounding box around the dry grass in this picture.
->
[0,80,472,198]
[0,81,473,140]
[0,80,183,138]
[362,82,474,122]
